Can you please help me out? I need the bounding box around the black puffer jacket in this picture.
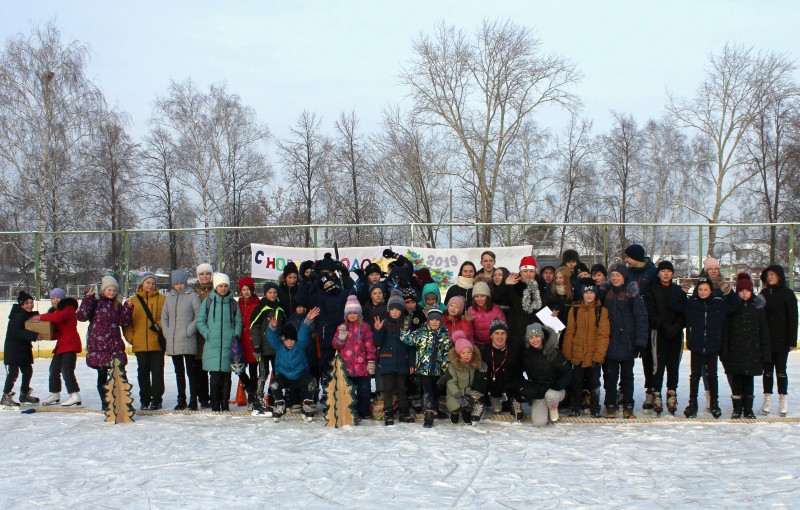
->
[644,281,687,341]
[721,294,770,376]
[3,304,40,365]
[518,327,572,400]
[760,265,798,352]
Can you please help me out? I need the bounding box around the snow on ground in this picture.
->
[3,354,800,509]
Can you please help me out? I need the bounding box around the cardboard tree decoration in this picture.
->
[323,354,357,427]
[103,357,136,423]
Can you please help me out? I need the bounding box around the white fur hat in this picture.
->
[196,263,213,275]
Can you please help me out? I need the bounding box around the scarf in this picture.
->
[554,284,566,296]
[457,276,474,289]
[521,279,542,314]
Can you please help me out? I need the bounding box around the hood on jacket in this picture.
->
[628,258,655,273]
[447,345,483,370]
[761,264,787,287]
[524,325,559,358]
[419,282,443,309]
[169,286,197,297]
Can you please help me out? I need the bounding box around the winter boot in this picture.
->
[730,395,743,419]
[98,386,109,412]
[272,400,286,419]
[384,410,395,426]
[590,389,601,418]
[148,400,162,411]
[743,395,756,419]
[188,397,198,411]
[709,396,722,419]
[450,412,460,424]
[251,397,272,416]
[779,394,788,416]
[684,399,698,418]
[705,390,711,412]
[666,390,678,415]
[568,406,583,417]
[581,389,591,411]
[174,397,187,411]
[461,409,472,425]
[761,393,772,414]
[42,393,61,406]
[489,396,503,414]
[399,411,414,423]
[470,400,484,425]
[511,398,524,422]
[19,389,39,405]
[604,404,617,419]
[643,390,654,413]
[548,401,560,423]
[652,392,663,415]
[622,404,636,419]
[301,399,315,421]
[61,393,82,407]
[1,392,20,408]
[221,378,231,412]
[423,410,435,428]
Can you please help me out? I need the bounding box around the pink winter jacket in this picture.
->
[469,305,506,345]
[332,321,377,378]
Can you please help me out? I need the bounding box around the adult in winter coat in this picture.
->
[478,319,524,421]
[37,289,82,407]
[601,263,648,419]
[237,276,261,406]
[518,323,572,427]
[561,282,610,417]
[721,273,771,419]
[759,264,798,416]
[445,333,488,425]
[193,263,215,407]
[444,261,477,309]
[2,291,42,407]
[644,260,687,415]
[77,276,133,410]
[196,273,243,412]
[499,256,547,354]
[624,244,658,296]
[469,282,506,346]
[161,270,201,410]
[123,272,166,410]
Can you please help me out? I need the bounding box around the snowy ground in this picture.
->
[3,354,800,509]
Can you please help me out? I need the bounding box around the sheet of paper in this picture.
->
[535,306,566,334]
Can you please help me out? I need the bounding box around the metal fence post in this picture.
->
[698,225,704,269]
[410,224,415,247]
[506,224,512,246]
[34,232,40,298]
[124,230,130,296]
[313,226,318,248]
[789,223,795,290]
[603,224,608,267]
[216,229,224,272]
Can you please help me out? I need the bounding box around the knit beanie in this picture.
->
[281,324,298,341]
[703,257,720,270]
[140,272,157,285]
[238,276,256,293]
[526,323,544,339]
[196,263,213,275]
[590,264,607,277]
[369,283,385,298]
[282,262,299,278]
[452,330,472,353]
[447,295,465,315]
[17,290,34,304]
[489,318,508,336]
[343,295,363,319]
[656,260,674,273]
[401,287,417,302]
[736,273,753,293]
[608,263,628,279]
[697,277,714,291]
[576,262,590,275]
[579,277,596,296]
[472,281,491,298]
[426,308,443,322]
[171,270,189,286]
[624,244,646,263]
[387,293,405,312]
[49,288,66,300]
[364,262,382,277]
[101,275,119,292]
[315,253,338,273]
[519,255,538,271]
[212,273,230,289]
[262,281,278,295]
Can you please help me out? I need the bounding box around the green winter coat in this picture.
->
[197,290,242,373]
[445,347,487,412]
[418,282,446,312]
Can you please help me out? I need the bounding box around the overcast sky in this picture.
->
[2,1,799,143]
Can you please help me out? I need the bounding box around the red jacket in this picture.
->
[39,302,82,354]
[443,314,473,344]
[238,295,260,363]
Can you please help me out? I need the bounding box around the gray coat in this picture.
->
[161,287,201,356]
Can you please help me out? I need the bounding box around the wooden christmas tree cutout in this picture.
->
[103,357,136,423]
[323,354,357,427]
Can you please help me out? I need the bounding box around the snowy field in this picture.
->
[3,354,800,509]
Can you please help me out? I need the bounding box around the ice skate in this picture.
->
[19,389,39,405]
[1,392,20,410]
[705,390,711,412]
[548,402,560,423]
[743,395,756,419]
[42,393,61,406]
[423,410,435,428]
[779,394,788,417]
[666,390,678,415]
[730,396,743,419]
[301,399,315,422]
[61,393,82,407]
[652,391,663,416]
[272,400,286,422]
[761,394,772,415]
[684,399,698,418]
[510,398,523,422]
[470,400,484,425]
[642,390,654,414]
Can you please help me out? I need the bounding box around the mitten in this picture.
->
[367,361,376,375]
[337,323,348,341]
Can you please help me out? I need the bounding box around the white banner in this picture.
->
[250,244,533,287]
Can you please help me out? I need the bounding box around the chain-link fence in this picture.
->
[1,222,797,299]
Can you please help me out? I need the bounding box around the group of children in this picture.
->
[2,245,798,429]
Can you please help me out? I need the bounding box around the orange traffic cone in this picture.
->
[231,380,248,407]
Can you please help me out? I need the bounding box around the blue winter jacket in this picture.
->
[681,293,738,355]
[374,317,415,375]
[603,282,649,361]
[626,258,658,296]
[266,319,313,381]
[296,281,354,351]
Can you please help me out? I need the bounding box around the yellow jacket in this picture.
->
[123,287,166,353]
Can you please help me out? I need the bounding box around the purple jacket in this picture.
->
[77,294,133,368]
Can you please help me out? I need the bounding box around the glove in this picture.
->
[338,323,348,341]
[383,248,396,259]
[367,361,376,375]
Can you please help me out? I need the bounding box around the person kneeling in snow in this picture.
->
[518,323,572,427]
[445,331,488,425]
[266,307,320,420]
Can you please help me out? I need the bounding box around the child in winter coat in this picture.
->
[236,277,261,408]
[445,331,488,425]
[196,273,243,412]
[677,277,737,418]
[248,282,286,411]
[37,289,83,407]
[402,287,427,331]
[401,308,452,428]
[363,283,388,327]
[161,270,201,410]
[443,295,474,344]
[759,264,798,416]
[548,266,576,347]
[266,307,321,420]
[561,282,610,418]
[469,282,506,346]
[333,295,378,421]
[518,323,572,427]
[373,294,415,425]
[602,263,648,419]
[419,282,446,314]
[644,260,687,415]
[721,273,771,419]
[77,276,133,410]
[2,291,42,407]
